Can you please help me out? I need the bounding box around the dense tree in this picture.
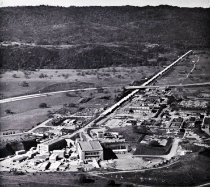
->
[5,109,13,114]
[39,103,48,108]
[207,101,210,114]
[0,6,209,70]
[20,81,29,87]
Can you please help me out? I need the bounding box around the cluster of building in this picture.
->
[1,86,210,173]
[3,123,131,172]
[89,128,130,154]
[6,137,102,172]
[179,100,208,110]
[31,117,87,136]
[117,89,169,120]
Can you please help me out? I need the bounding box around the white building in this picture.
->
[15,150,26,155]
[63,119,75,125]
[49,161,61,171]
[77,141,103,161]
[52,150,65,158]
[37,137,67,154]
[39,161,50,171]
[49,154,58,162]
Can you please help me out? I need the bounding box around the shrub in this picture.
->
[23,71,31,79]
[77,174,95,183]
[125,184,135,187]
[99,95,111,100]
[62,73,69,79]
[5,109,13,114]
[12,74,19,78]
[97,87,104,93]
[61,128,75,134]
[107,179,118,186]
[39,73,48,78]
[78,107,84,111]
[66,92,77,97]
[68,103,77,108]
[47,110,54,118]
[78,174,87,183]
[39,103,48,108]
[12,169,25,175]
[20,81,29,87]
[116,75,124,79]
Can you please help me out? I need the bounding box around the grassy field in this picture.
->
[0,88,120,131]
[0,66,158,132]
[0,172,110,187]
[0,171,139,187]
[0,92,80,131]
[0,66,158,98]
[155,50,210,86]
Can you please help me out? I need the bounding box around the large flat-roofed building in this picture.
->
[202,116,210,135]
[124,106,150,113]
[37,137,67,154]
[77,140,103,161]
[100,139,130,153]
[90,128,107,139]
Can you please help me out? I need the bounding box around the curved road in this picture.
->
[92,158,181,175]
[0,86,119,104]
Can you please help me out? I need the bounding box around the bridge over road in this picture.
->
[97,50,192,118]
[125,82,210,90]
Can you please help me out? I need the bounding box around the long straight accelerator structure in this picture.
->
[98,50,192,117]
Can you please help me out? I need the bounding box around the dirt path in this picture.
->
[185,54,200,79]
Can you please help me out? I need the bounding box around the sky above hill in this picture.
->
[0,0,210,8]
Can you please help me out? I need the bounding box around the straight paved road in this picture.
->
[125,82,210,90]
[0,86,118,104]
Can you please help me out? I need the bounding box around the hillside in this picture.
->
[0,5,209,69]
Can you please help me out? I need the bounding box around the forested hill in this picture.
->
[0,5,209,45]
[0,6,209,69]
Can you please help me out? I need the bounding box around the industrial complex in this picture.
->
[0,50,210,176]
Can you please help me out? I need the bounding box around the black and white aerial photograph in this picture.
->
[0,0,210,186]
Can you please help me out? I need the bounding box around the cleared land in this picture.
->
[103,152,210,186]
[0,66,159,98]
[155,50,210,86]
[0,66,159,132]
[0,88,119,131]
